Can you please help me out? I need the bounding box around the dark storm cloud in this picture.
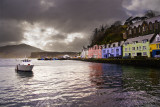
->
[0,0,127,33]
[0,0,128,51]
[0,20,24,45]
[44,0,127,33]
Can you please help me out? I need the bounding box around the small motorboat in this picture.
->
[15,59,34,71]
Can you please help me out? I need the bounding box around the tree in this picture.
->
[124,17,133,25]
[113,21,122,26]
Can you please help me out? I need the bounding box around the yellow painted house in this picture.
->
[150,34,160,57]
[123,34,154,58]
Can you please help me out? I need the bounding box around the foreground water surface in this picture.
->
[0,59,160,107]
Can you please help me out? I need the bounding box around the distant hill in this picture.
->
[30,52,78,58]
[0,44,44,58]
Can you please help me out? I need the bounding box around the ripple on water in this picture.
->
[0,60,160,106]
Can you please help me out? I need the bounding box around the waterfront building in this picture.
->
[80,47,88,58]
[150,34,160,57]
[123,15,160,40]
[88,45,102,58]
[102,41,124,58]
[123,34,154,58]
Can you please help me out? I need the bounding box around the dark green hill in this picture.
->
[90,24,127,46]
[0,44,43,58]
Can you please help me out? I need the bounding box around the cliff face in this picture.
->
[0,44,43,58]
[30,52,78,58]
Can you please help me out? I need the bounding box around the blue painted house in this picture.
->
[102,41,124,58]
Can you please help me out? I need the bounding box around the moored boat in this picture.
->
[15,59,34,71]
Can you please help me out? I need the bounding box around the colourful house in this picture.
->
[123,34,154,58]
[102,41,124,58]
[80,47,88,58]
[150,34,160,57]
[88,45,102,58]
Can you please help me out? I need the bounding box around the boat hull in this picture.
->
[16,65,34,71]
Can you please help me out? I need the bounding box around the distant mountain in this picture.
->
[0,44,44,58]
[30,52,78,58]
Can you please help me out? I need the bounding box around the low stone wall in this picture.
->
[72,58,160,68]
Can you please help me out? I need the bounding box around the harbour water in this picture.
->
[0,59,160,107]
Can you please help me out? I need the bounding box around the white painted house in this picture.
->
[81,47,88,58]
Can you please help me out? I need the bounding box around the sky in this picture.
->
[0,0,160,52]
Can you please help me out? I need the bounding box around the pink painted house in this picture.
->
[88,45,102,58]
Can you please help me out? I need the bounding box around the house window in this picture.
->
[155,22,158,29]
[107,50,109,53]
[125,53,128,56]
[125,48,127,51]
[156,44,158,49]
[129,29,132,35]
[132,53,135,56]
[113,44,115,47]
[143,26,145,32]
[118,42,120,46]
[156,34,160,42]
[159,44,160,48]
[143,52,147,56]
[116,49,119,55]
[133,41,138,44]
[143,46,146,50]
[139,27,141,33]
[145,26,148,31]
[132,47,135,50]
[142,39,148,43]
[137,47,138,50]
[150,23,153,30]
[103,50,106,53]
[125,42,129,46]
[129,48,130,51]
[108,45,110,48]
[139,46,141,50]
[134,28,136,34]
[105,45,107,48]
[111,49,114,53]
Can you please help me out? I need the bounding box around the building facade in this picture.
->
[150,34,160,57]
[88,45,102,58]
[81,47,88,58]
[102,41,124,58]
[123,15,160,40]
[123,34,154,58]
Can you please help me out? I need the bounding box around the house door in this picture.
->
[128,53,131,56]
[137,53,142,56]
[156,51,160,55]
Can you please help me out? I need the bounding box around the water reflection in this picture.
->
[149,69,160,86]
[1,59,160,107]
[122,66,160,93]
[16,71,34,78]
[89,63,122,89]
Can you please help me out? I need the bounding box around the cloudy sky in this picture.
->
[0,0,160,52]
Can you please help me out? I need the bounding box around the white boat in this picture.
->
[15,59,34,71]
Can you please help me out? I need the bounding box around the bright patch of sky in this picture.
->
[21,22,84,50]
[22,22,59,49]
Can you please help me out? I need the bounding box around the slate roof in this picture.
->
[130,15,160,28]
[124,34,154,44]
[102,41,124,49]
